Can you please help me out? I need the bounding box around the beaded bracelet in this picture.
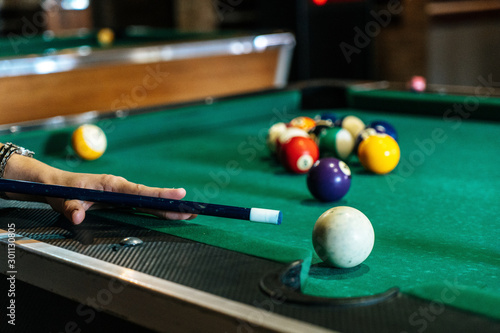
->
[0,143,35,199]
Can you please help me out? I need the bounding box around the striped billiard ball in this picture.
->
[72,124,107,160]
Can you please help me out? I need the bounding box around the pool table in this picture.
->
[0,27,294,124]
[0,81,499,333]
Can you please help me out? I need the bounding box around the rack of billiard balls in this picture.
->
[267,114,400,185]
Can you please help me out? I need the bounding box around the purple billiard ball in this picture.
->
[307,158,351,202]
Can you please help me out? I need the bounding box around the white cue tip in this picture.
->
[249,208,282,225]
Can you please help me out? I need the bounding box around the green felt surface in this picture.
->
[1,89,499,320]
[347,87,500,121]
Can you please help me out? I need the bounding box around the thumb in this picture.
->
[47,197,92,225]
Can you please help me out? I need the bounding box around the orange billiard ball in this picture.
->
[289,116,316,132]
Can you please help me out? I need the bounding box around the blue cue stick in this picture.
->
[0,179,282,225]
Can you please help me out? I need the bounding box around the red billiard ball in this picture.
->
[280,136,319,174]
[275,127,309,156]
[409,76,426,93]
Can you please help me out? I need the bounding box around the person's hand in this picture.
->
[2,149,197,225]
[46,172,197,225]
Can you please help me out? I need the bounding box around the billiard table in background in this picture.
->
[0,27,295,124]
[0,80,499,333]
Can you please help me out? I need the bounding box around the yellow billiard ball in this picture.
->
[72,124,107,160]
[358,134,400,174]
[97,28,114,47]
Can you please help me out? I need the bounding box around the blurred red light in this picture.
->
[312,0,364,5]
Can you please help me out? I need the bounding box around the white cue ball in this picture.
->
[312,206,375,268]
